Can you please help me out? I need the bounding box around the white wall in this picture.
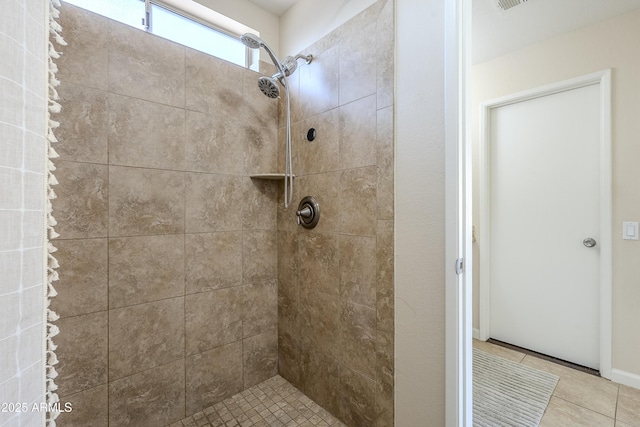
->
[472,8,640,379]
[279,0,377,55]
[396,0,447,423]
[0,1,48,425]
[195,0,280,56]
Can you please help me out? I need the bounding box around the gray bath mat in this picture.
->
[473,348,559,426]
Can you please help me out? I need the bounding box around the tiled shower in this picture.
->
[51,0,393,425]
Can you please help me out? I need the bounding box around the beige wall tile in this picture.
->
[276,171,301,231]
[277,230,298,287]
[58,3,108,90]
[276,124,289,176]
[278,330,301,389]
[185,111,243,175]
[56,83,108,163]
[108,20,185,108]
[300,348,341,416]
[109,298,184,380]
[339,94,377,169]
[108,234,185,308]
[185,172,243,233]
[243,331,278,388]
[278,231,299,383]
[376,220,394,332]
[297,231,339,297]
[339,365,376,426]
[243,279,278,338]
[185,48,243,117]
[53,160,108,239]
[185,287,242,355]
[339,166,377,236]
[243,178,277,231]
[51,238,108,318]
[376,328,394,426]
[295,172,340,233]
[340,234,376,308]
[243,123,277,175]
[338,21,377,106]
[280,69,299,128]
[185,232,242,294]
[109,359,186,427]
[109,166,185,236]
[57,384,108,427]
[55,312,108,396]
[339,301,376,378]
[242,230,277,281]
[243,67,279,126]
[376,0,394,109]
[298,45,340,119]
[185,342,243,415]
[299,291,340,360]
[108,94,186,170]
[294,108,340,175]
[377,106,394,219]
[278,277,299,339]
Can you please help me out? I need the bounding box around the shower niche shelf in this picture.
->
[249,173,295,180]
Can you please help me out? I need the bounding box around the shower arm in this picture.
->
[294,53,313,65]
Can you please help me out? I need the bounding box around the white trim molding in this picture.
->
[611,369,640,390]
[445,0,473,425]
[478,69,613,379]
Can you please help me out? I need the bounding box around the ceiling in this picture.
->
[249,0,640,63]
[473,0,640,63]
[247,0,298,16]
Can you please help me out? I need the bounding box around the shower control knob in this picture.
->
[296,196,320,229]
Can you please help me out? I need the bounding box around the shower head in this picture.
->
[240,32,283,74]
[240,33,313,99]
[258,76,280,98]
[240,33,263,49]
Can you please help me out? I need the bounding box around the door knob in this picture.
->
[583,238,597,248]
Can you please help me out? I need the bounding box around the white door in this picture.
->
[489,83,601,370]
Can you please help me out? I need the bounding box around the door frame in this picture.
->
[445,0,473,425]
[477,70,612,379]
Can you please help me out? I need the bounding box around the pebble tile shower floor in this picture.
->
[169,376,346,427]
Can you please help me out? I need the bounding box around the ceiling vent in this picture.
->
[496,0,529,11]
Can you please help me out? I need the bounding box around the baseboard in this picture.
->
[611,368,640,390]
[473,328,480,340]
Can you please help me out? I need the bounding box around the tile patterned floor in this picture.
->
[168,376,345,427]
[474,339,640,427]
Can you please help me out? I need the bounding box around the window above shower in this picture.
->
[63,0,260,69]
